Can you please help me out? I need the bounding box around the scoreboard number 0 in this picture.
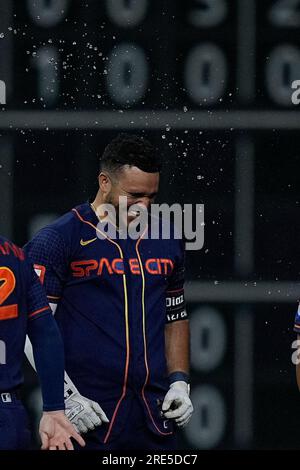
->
[188,308,227,448]
[106,43,148,106]
[184,385,226,449]
[185,44,227,105]
[266,45,300,106]
[190,307,226,372]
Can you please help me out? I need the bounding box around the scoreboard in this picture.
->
[6,0,300,110]
[0,0,300,449]
[12,0,236,110]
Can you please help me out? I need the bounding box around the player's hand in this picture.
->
[65,392,109,434]
[39,410,86,450]
[162,381,193,428]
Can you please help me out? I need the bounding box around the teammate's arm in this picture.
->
[24,227,109,434]
[27,313,85,450]
[25,263,85,450]
[25,305,109,434]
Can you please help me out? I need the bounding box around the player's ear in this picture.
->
[98,172,112,195]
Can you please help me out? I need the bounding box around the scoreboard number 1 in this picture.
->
[32,46,60,107]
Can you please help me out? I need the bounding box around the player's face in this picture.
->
[109,166,159,224]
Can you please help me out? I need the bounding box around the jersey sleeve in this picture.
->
[27,313,65,411]
[25,260,52,321]
[166,239,188,324]
[293,303,300,334]
[24,228,69,305]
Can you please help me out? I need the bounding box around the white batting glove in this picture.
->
[64,374,109,434]
[162,381,193,428]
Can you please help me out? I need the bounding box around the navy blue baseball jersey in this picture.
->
[0,236,52,392]
[24,203,187,443]
[294,305,300,334]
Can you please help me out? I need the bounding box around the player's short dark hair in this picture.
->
[100,133,161,176]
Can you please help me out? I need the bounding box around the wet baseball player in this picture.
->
[24,134,193,449]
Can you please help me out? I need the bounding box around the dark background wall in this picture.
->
[0,0,299,449]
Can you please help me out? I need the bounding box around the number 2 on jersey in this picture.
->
[0,267,18,320]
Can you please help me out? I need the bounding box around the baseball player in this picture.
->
[24,133,193,449]
[0,235,85,450]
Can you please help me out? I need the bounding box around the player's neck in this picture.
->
[90,193,119,230]
[91,193,106,220]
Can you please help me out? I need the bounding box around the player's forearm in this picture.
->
[165,319,190,375]
[25,335,78,401]
[27,314,65,411]
[24,302,58,372]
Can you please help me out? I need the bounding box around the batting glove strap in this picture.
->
[168,371,190,386]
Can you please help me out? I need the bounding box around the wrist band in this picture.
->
[168,371,190,384]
